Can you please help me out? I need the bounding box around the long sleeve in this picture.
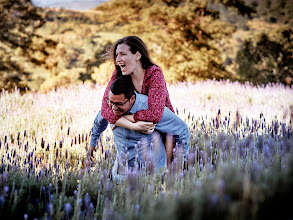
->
[100,72,122,124]
[90,111,109,147]
[133,67,171,123]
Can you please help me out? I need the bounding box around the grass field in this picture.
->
[0,80,293,219]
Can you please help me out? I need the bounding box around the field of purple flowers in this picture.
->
[0,80,293,220]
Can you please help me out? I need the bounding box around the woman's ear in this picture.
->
[135,51,141,61]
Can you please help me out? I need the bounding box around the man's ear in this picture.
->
[135,51,141,61]
[130,94,135,104]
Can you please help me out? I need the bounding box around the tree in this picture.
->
[95,0,254,82]
[236,31,293,84]
[0,0,59,92]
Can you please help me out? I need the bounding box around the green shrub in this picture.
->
[236,30,293,85]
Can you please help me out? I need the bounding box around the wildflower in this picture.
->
[174,191,178,199]
[210,164,214,172]
[24,214,28,220]
[84,193,91,208]
[87,202,94,217]
[263,144,271,159]
[187,151,195,169]
[46,203,53,217]
[41,138,45,149]
[74,190,77,199]
[135,204,140,215]
[3,185,9,197]
[48,183,52,192]
[64,202,72,219]
[0,195,4,209]
[209,194,219,208]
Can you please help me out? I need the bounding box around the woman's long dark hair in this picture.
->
[105,36,156,79]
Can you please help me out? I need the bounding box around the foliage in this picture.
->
[210,0,256,16]
[243,0,293,25]
[236,29,293,84]
[1,0,292,91]
[0,0,59,92]
[0,82,293,219]
[95,0,243,82]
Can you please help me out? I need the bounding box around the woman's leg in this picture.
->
[165,134,174,169]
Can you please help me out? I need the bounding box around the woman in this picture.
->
[101,36,174,167]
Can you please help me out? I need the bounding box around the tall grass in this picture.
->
[0,80,292,219]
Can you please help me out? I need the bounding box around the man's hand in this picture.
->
[87,146,96,160]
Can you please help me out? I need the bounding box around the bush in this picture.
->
[236,30,293,85]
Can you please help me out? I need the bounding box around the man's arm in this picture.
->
[89,111,109,156]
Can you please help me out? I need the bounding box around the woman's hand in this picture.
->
[132,121,155,134]
[112,116,155,134]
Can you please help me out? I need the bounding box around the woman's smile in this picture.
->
[116,43,138,75]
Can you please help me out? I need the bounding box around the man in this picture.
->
[89,76,189,180]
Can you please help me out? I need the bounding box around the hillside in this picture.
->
[0,0,292,93]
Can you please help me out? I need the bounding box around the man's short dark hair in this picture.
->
[110,76,135,99]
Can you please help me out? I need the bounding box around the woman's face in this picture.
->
[115,43,141,75]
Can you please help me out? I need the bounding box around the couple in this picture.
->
[89,36,189,179]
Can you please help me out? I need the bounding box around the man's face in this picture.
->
[108,91,135,116]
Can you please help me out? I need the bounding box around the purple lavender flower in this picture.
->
[73,190,78,199]
[3,185,9,197]
[64,202,72,219]
[0,195,4,208]
[135,204,140,215]
[46,203,53,217]
[84,193,91,208]
[24,214,28,220]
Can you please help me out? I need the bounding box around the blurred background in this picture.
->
[31,0,108,10]
[0,0,292,93]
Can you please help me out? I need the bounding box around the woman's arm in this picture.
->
[133,67,171,123]
[100,73,122,124]
[101,73,155,133]
[113,115,155,134]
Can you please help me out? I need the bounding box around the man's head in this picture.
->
[108,76,135,116]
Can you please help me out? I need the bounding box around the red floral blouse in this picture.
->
[101,65,174,124]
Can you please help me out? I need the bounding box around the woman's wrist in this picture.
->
[129,122,136,131]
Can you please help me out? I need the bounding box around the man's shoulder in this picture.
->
[136,92,148,101]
